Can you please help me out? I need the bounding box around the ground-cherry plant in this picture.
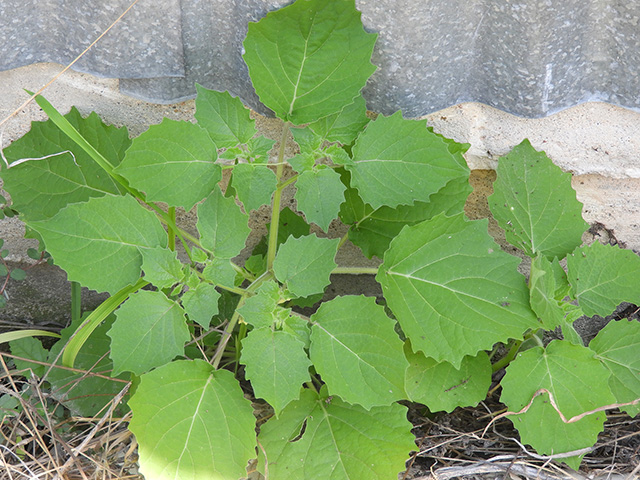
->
[2,0,639,478]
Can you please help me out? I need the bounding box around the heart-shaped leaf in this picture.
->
[501,340,616,469]
[29,194,166,294]
[241,327,311,416]
[194,85,256,148]
[109,290,189,376]
[567,241,640,317]
[377,213,539,368]
[590,320,640,417]
[1,108,129,221]
[114,118,220,211]
[310,295,408,408]
[404,344,491,413]
[273,234,339,298]
[295,167,346,232]
[347,112,469,210]
[129,360,256,480]
[257,388,414,480]
[488,139,588,259]
[243,0,377,124]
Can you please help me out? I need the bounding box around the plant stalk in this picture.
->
[167,206,176,251]
[266,123,290,272]
[331,266,379,275]
[491,339,523,372]
[210,270,274,369]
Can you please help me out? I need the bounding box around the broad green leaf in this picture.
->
[347,112,469,210]
[114,118,220,211]
[191,247,208,264]
[243,0,377,124]
[244,254,267,277]
[556,303,587,347]
[275,206,312,241]
[247,135,277,162]
[288,152,317,173]
[141,247,184,289]
[194,85,256,148]
[308,95,370,144]
[237,281,285,329]
[202,257,238,288]
[338,170,369,224]
[283,315,311,349]
[108,290,189,376]
[129,360,256,480]
[28,93,123,182]
[219,146,244,161]
[377,213,539,368]
[323,143,353,165]
[501,340,616,469]
[295,167,346,231]
[182,282,221,328]
[488,139,588,259]
[404,344,491,413]
[290,126,323,152]
[231,163,277,212]
[258,388,414,480]
[241,327,311,416]
[344,175,472,259]
[309,295,408,408]
[561,317,585,346]
[529,255,567,330]
[9,337,48,378]
[46,314,129,417]
[430,127,471,156]
[590,320,640,417]
[197,187,250,258]
[273,234,339,298]
[340,142,471,259]
[1,107,128,221]
[567,241,640,317]
[29,194,166,295]
[287,292,323,309]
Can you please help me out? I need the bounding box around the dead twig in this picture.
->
[483,388,640,436]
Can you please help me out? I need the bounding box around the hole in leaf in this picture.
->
[289,417,308,443]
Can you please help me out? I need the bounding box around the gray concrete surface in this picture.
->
[3,1,640,118]
[1,63,639,325]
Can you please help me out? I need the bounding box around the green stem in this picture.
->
[193,268,246,296]
[147,203,194,260]
[266,123,290,272]
[336,230,350,251]
[279,173,299,190]
[231,262,255,282]
[167,206,176,251]
[331,266,379,275]
[70,281,82,324]
[491,339,523,373]
[210,271,274,369]
[235,322,248,369]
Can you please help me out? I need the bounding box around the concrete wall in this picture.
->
[1,62,639,323]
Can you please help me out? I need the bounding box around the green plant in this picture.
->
[1,0,639,477]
